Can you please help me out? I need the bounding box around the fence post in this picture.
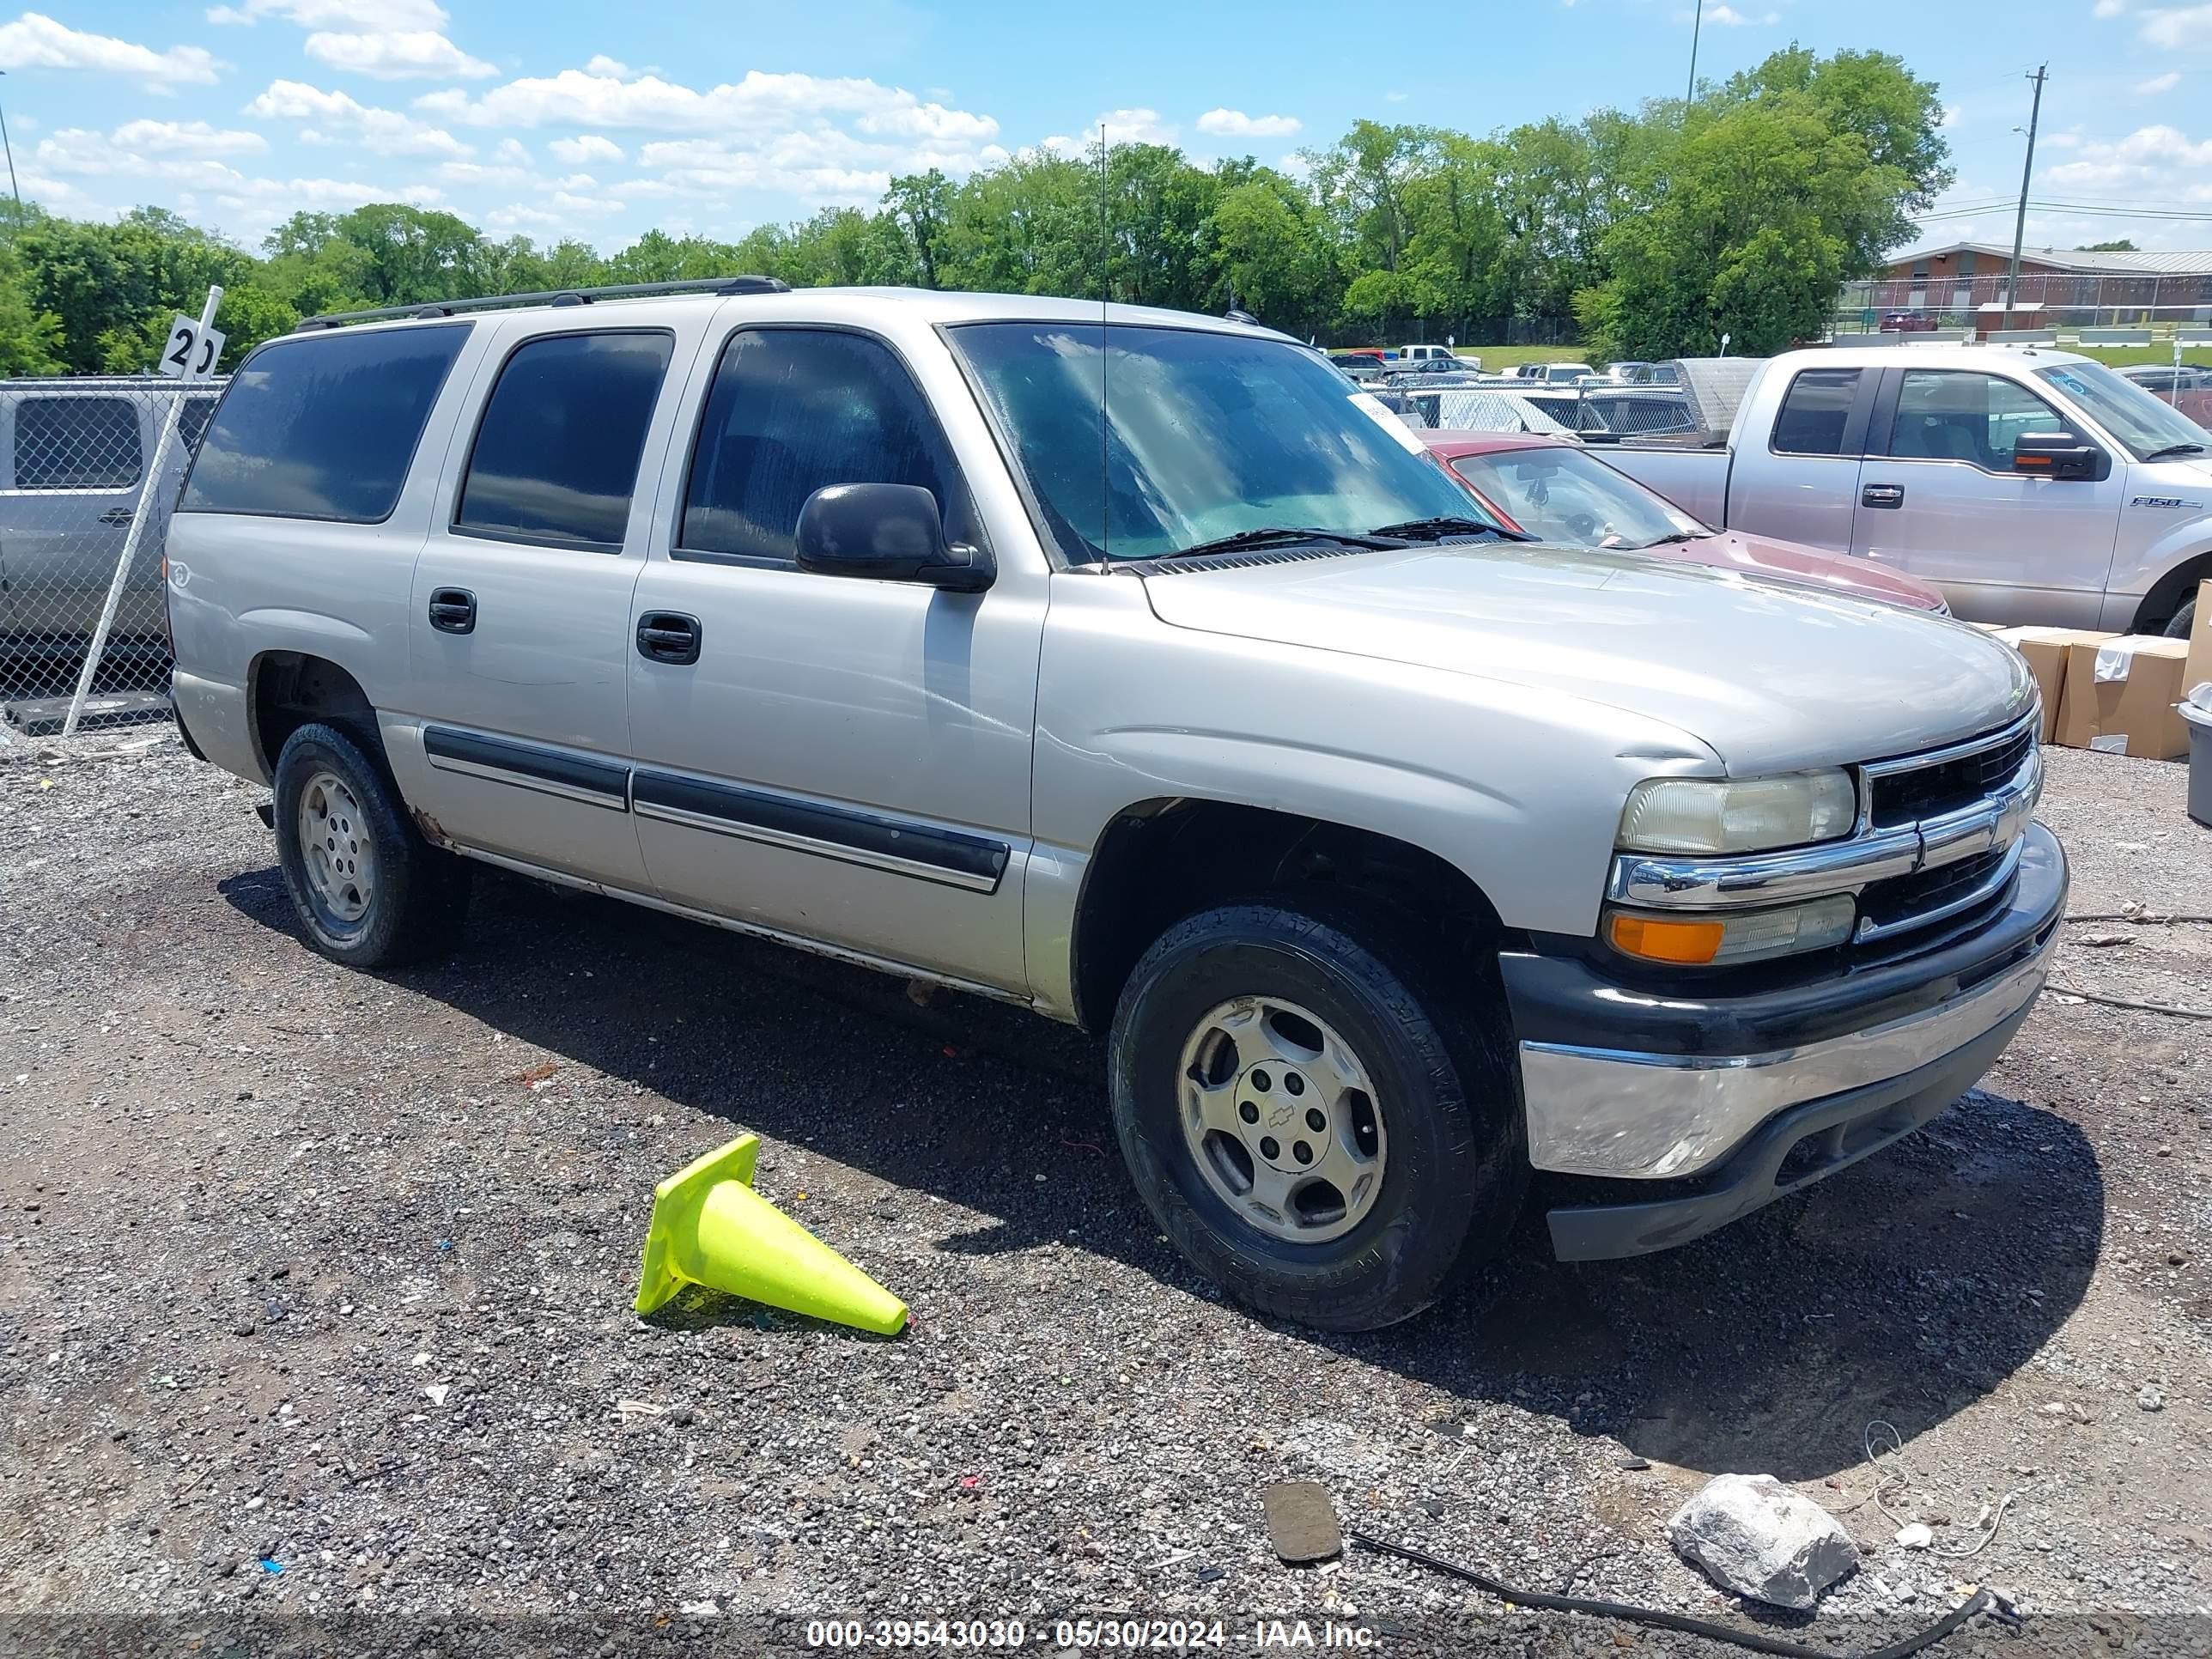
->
[61,285,221,738]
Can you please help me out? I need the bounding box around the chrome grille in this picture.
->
[1868,721,2038,828]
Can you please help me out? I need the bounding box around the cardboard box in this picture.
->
[2185,578,2212,702]
[2056,634,2192,758]
[1991,626,2113,742]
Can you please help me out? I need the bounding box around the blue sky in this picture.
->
[6,0,2212,258]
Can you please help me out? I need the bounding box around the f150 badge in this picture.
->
[2130,495,2203,509]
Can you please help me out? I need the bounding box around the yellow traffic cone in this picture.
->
[634,1133,908,1336]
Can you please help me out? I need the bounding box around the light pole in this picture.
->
[0,70,23,228]
[1686,0,1704,106]
[2004,64,2050,327]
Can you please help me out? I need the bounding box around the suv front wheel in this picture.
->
[1107,900,1526,1331]
[272,721,467,968]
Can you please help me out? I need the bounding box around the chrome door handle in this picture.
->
[1861,483,1905,509]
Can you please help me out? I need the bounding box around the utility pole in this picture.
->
[0,72,24,228]
[1686,0,1704,107]
[2004,64,2049,327]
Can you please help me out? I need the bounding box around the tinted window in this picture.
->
[182,323,469,522]
[456,331,672,550]
[1771,368,1861,455]
[1889,371,2064,470]
[680,329,963,563]
[15,398,142,489]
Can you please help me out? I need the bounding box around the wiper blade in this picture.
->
[2142,442,2207,459]
[1164,526,1401,559]
[1634,532,1703,547]
[1367,515,1529,543]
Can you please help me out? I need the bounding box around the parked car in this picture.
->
[1610,361,1682,386]
[1328,352,1388,381]
[167,283,2063,1332]
[2118,364,2212,431]
[1396,343,1458,363]
[1604,343,2212,636]
[1880,312,1939,333]
[2,378,221,647]
[1420,431,1948,612]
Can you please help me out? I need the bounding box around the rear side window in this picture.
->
[181,323,470,522]
[456,331,673,550]
[14,398,142,489]
[1771,368,1862,456]
[679,328,963,564]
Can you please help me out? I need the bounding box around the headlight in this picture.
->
[1607,896,1856,966]
[1618,770,1857,855]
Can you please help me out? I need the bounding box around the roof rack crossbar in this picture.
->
[296,275,792,331]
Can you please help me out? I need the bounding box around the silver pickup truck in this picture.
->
[165,283,2066,1332]
[1607,343,2212,635]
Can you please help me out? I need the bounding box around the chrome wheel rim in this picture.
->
[298,769,374,925]
[1176,996,1387,1244]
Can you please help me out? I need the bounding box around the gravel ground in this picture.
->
[1,735,2208,1658]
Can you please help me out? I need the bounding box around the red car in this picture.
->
[1419,431,1948,612]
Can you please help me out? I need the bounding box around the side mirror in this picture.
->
[794,483,995,592]
[2013,429,2108,482]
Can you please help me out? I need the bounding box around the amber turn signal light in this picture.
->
[1607,912,1725,965]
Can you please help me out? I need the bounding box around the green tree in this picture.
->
[0,236,64,375]
[2081,239,2138,252]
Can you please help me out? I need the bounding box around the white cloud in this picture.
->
[549,133,624,164]
[0,11,220,88]
[204,0,451,27]
[583,53,630,77]
[1195,108,1301,139]
[2044,122,2212,194]
[416,64,999,148]
[1680,3,1778,21]
[304,28,494,78]
[1384,89,1409,104]
[245,78,473,156]
[2094,0,2125,15]
[486,203,562,229]
[2137,70,2182,94]
[1938,104,1960,128]
[1095,106,1176,144]
[550,190,624,216]
[2141,4,2212,44]
[109,119,270,157]
[492,137,531,164]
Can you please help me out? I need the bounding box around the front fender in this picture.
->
[1021,575,1717,1019]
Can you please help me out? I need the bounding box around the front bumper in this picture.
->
[1502,820,2066,1261]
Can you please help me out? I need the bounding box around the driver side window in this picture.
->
[1889,371,2064,471]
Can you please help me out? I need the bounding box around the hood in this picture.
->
[1681,529,1947,611]
[1137,542,2034,775]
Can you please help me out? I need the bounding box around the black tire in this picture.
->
[1107,899,1527,1332]
[2165,596,2196,641]
[272,721,468,968]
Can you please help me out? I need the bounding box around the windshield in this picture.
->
[1445,445,1704,549]
[2035,360,2208,459]
[951,322,1479,561]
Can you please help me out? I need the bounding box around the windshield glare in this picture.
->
[2035,360,2208,459]
[1447,446,1703,550]
[950,322,1478,561]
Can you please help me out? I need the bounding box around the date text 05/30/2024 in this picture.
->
[803,1619,1382,1650]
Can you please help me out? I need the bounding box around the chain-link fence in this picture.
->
[0,377,222,741]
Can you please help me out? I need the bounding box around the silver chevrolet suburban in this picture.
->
[165,281,2068,1332]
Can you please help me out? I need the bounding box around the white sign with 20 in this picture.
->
[161,313,227,380]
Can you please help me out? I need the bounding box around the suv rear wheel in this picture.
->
[272,722,467,968]
[1107,899,1526,1331]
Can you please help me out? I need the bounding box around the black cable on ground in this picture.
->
[1347,1529,2005,1659]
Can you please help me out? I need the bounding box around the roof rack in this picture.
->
[295,275,790,331]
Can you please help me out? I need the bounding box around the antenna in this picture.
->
[1099,118,1109,562]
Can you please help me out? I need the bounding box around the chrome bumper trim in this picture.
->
[1519,941,2055,1180]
